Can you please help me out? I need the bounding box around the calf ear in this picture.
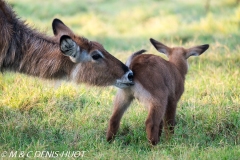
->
[186,44,209,59]
[150,38,171,55]
[60,35,82,63]
[52,18,73,37]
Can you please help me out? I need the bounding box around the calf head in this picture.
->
[52,19,134,88]
[150,38,209,76]
[150,38,209,61]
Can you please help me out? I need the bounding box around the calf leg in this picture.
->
[164,100,177,139]
[145,104,166,145]
[158,120,164,138]
[106,89,133,142]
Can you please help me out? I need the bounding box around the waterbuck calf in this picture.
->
[0,0,133,88]
[107,38,209,145]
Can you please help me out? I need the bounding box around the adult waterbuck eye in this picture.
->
[91,50,103,60]
[92,54,102,60]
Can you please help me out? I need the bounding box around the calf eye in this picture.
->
[92,54,102,60]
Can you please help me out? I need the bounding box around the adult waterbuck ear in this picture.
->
[186,44,209,59]
[60,35,84,63]
[52,18,73,37]
[150,38,171,55]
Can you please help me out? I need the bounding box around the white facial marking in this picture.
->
[70,63,81,82]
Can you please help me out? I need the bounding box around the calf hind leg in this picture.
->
[145,104,166,145]
[158,120,164,138]
[164,100,177,139]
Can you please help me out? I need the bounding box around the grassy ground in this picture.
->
[0,0,240,159]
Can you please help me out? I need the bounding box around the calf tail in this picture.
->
[125,49,146,67]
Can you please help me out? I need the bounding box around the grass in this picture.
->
[1,0,240,159]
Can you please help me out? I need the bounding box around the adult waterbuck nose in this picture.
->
[127,71,133,81]
[115,70,134,88]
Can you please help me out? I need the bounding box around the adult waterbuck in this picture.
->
[0,0,134,88]
[107,38,209,145]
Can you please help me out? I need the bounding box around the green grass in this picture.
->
[1,0,240,159]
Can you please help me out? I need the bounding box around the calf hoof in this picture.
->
[148,137,159,146]
[150,140,158,145]
[106,133,115,143]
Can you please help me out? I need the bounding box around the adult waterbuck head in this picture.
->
[52,19,134,88]
[0,0,134,89]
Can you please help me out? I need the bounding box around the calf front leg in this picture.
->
[107,89,133,142]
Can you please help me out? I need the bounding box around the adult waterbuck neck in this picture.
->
[0,0,134,88]
[107,38,209,145]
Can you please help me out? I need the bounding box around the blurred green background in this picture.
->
[8,0,240,54]
[0,0,239,159]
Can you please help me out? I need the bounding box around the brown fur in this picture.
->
[106,38,209,145]
[0,0,133,87]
